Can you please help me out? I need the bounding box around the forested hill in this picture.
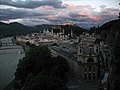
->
[91,19,120,90]
[99,19,120,40]
[35,24,87,36]
[0,22,86,37]
[101,19,120,90]
[0,22,36,37]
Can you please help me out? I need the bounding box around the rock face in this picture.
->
[99,19,120,90]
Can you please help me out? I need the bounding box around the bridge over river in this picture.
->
[0,46,23,50]
[0,38,17,47]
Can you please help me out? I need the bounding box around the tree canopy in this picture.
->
[14,46,69,90]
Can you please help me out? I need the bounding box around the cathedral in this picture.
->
[42,25,73,40]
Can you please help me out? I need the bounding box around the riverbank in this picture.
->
[0,37,24,90]
[4,79,16,90]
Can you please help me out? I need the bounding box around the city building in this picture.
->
[77,33,99,81]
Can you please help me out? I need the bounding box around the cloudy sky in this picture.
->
[0,0,120,28]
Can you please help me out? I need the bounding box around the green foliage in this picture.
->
[0,22,86,37]
[62,25,86,36]
[14,46,69,90]
[24,70,66,90]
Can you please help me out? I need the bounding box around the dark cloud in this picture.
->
[0,8,46,20]
[0,0,65,8]
[0,1,119,29]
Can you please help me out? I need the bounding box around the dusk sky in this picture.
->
[0,0,120,28]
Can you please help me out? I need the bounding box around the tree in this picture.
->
[23,70,67,90]
[14,46,69,90]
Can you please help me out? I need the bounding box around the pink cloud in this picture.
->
[39,5,54,10]
[78,12,101,21]
[47,15,62,20]
[78,12,88,17]
[89,16,101,21]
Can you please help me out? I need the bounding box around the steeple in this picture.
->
[71,29,73,37]
[63,28,65,34]
[118,3,120,20]
[118,12,120,20]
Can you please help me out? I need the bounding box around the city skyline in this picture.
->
[0,0,120,28]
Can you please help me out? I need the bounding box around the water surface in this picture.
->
[0,37,24,90]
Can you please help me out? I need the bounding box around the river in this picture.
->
[0,37,24,90]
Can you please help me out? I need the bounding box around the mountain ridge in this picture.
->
[0,22,87,37]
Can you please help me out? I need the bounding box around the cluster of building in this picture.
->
[51,32,113,90]
[15,25,76,46]
[15,25,112,90]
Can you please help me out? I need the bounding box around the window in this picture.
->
[85,67,87,72]
[96,47,99,53]
[93,67,96,71]
[93,73,95,79]
[90,48,94,53]
[89,66,91,71]
[87,58,94,62]
[85,73,87,80]
[96,48,98,53]
[80,47,82,53]
[88,73,91,80]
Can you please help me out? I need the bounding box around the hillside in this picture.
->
[0,22,86,37]
[98,19,120,90]
[35,24,86,36]
[35,24,53,31]
[0,22,36,37]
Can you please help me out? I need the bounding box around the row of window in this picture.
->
[85,66,96,72]
[79,47,99,54]
[85,73,96,80]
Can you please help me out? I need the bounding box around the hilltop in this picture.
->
[89,19,120,90]
[0,22,37,37]
[0,22,87,37]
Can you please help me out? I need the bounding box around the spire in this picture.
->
[63,28,65,34]
[71,29,73,37]
[118,12,120,20]
[51,29,54,35]
[43,28,46,34]
[118,3,120,20]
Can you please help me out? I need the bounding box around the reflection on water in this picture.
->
[0,37,24,90]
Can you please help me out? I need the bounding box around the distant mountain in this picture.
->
[0,22,36,37]
[0,22,87,37]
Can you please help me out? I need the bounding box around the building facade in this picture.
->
[77,33,99,81]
